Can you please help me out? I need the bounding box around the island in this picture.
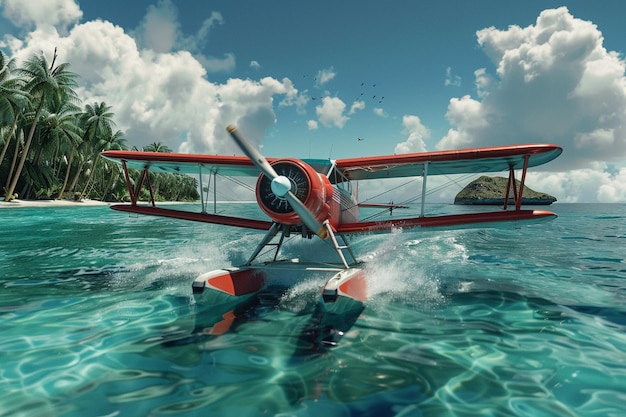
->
[454,176,557,205]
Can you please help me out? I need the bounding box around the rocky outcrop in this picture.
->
[454,176,556,205]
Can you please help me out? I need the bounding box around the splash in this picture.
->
[357,230,447,309]
[278,275,329,314]
[105,228,239,295]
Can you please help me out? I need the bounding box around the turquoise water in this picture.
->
[1,203,625,416]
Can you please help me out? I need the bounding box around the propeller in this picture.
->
[227,125,329,239]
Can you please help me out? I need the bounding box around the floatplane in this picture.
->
[102,126,562,345]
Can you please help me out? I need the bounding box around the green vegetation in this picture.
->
[0,49,198,202]
[454,176,557,205]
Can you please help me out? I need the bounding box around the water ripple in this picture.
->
[1,204,626,416]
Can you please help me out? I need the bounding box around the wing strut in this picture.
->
[517,155,530,210]
[199,165,206,213]
[244,221,358,268]
[323,221,357,269]
[122,161,155,207]
[199,168,219,214]
[420,162,428,217]
[245,222,282,265]
[213,171,217,214]
[504,154,530,211]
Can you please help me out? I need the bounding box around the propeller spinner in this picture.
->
[257,161,310,213]
[227,125,330,239]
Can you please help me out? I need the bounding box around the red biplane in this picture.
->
[102,126,561,342]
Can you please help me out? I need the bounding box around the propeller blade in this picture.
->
[227,125,278,180]
[283,190,329,239]
[226,125,329,239]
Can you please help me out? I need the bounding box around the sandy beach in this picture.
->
[0,199,110,208]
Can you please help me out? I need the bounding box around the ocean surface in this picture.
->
[1,202,625,417]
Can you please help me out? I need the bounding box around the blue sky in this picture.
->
[1,0,626,202]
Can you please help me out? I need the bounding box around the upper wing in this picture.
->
[101,150,260,176]
[101,151,336,177]
[103,144,562,180]
[335,144,562,181]
[101,150,273,230]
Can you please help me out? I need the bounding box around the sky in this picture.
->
[1,0,626,203]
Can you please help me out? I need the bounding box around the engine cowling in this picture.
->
[256,158,333,227]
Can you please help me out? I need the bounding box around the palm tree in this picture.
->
[79,129,126,200]
[0,50,28,169]
[3,126,23,193]
[142,142,172,198]
[4,108,32,195]
[67,102,115,194]
[144,142,172,153]
[4,48,79,201]
[34,101,83,199]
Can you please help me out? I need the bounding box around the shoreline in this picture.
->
[0,199,110,209]
[0,199,227,209]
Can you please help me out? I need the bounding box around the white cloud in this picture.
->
[0,0,81,34]
[439,7,626,171]
[132,0,232,73]
[315,96,348,128]
[349,100,365,115]
[527,166,626,203]
[373,107,387,118]
[196,52,235,73]
[394,115,430,154]
[278,82,309,115]
[315,67,336,86]
[307,120,318,130]
[134,0,177,53]
[250,60,260,69]
[194,11,224,43]
[1,11,303,155]
[597,168,626,202]
[444,66,461,87]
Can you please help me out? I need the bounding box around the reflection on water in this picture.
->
[1,204,626,416]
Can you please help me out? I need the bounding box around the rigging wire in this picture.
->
[220,173,256,192]
[205,169,484,224]
[359,172,482,222]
